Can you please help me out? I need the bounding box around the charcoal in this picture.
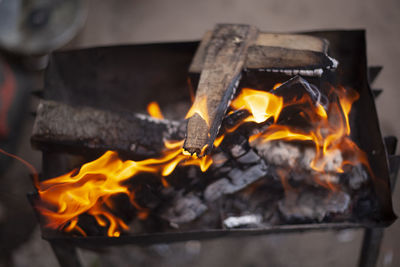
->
[161,193,207,225]
[186,166,198,179]
[237,149,260,164]
[221,109,250,130]
[228,164,268,189]
[278,190,350,222]
[230,144,247,158]
[204,178,231,202]
[211,152,229,168]
[274,75,329,110]
[346,165,369,190]
[253,140,301,168]
[204,164,268,202]
[216,166,232,174]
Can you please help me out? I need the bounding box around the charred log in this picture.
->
[184,24,258,155]
[31,100,185,156]
[190,31,334,74]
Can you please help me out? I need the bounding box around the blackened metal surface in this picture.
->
[36,30,396,245]
[44,42,197,114]
[315,30,395,222]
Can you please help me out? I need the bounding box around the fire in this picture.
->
[185,95,210,127]
[146,101,164,119]
[36,140,213,237]
[230,88,283,124]
[239,84,367,182]
[36,79,372,237]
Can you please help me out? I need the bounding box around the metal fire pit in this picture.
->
[30,30,398,267]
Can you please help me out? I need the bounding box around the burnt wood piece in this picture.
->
[31,100,184,156]
[246,46,336,74]
[184,24,259,155]
[189,31,335,75]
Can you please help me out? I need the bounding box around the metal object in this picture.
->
[358,137,399,267]
[0,0,86,55]
[30,30,398,267]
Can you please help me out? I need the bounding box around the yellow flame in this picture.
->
[147,101,164,119]
[36,140,213,237]
[185,95,210,127]
[230,88,283,124]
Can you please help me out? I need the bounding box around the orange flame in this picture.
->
[36,140,213,237]
[146,101,164,119]
[185,95,210,127]
[273,83,282,90]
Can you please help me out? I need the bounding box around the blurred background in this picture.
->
[0,0,399,266]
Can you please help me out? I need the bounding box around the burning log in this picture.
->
[185,24,338,156]
[31,100,185,156]
[183,24,259,155]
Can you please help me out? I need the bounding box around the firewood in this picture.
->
[189,31,334,74]
[246,46,336,74]
[183,24,259,155]
[31,100,185,156]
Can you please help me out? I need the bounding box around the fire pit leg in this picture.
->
[358,228,384,267]
[50,241,82,267]
[358,137,399,267]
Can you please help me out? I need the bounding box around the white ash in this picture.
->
[134,113,182,138]
[328,56,339,69]
[316,173,340,184]
[161,193,207,225]
[347,164,369,190]
[253,140,343,173]
[256,68,325,77]
[301,147,315,167]
[302,147,343,173]
[278,190,350,222]
[253,140,301,168]
[134,113,179,126]
[223,214,263,228]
